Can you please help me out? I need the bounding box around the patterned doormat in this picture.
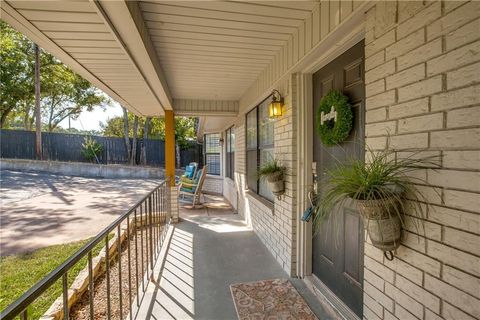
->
[230,279,318,320]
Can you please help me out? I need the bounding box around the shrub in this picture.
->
[81,136,103,162]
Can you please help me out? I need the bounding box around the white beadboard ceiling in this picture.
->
[139,1,316,101]
[2,0,317,116]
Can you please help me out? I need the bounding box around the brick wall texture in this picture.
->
[363,1,480,320]
[203,176,223,194]
[232,76,298,276]
[225,0,479,317]
[170,186,179,223]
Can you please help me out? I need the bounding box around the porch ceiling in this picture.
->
[2,0,172,116]
[196,115,237,141]
[139,1,316,101]
[2,0,317,117]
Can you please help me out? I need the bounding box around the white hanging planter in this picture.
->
[357,198,402,260]
[266,171,285,199]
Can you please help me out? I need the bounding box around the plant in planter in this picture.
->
[258,158,287,200]
[313,149,436,260]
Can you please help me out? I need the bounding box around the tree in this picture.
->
[0,21,34,128]
[148,116,197,149]
[101,114,197,166]
[101,115,197,148]
[40,55,110,132]
[1,21,110,131]
[34,43,42,160]
[100,116,125,137]
[122,107,131,162]
[140,117,151,165]
[130,115,139,165]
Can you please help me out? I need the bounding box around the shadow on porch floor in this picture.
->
[134,194,335,319]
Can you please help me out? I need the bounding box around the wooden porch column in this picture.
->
[165,110,175,186]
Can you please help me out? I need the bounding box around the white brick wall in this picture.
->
[221,0,479,316]
[169,186,179,223]
[364,1,480,320]
[229,75,298,276]
[223,177,238,210]
[203,175,223,194]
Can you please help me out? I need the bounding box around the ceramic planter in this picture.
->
[266,171,285,197]
[356,198,402,253]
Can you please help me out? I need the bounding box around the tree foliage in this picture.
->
[0,21,110,130]
[0,20,34,127]
[40,56,110,131]
[101,114,197,149]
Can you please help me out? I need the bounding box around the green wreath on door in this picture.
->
[316,90,353,146]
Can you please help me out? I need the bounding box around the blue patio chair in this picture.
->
[184,162,198,179]
[175,162,198,184]
[178,165,208,206]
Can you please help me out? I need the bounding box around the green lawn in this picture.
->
[0,238,106,319]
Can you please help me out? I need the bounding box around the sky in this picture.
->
[58,102,123,132]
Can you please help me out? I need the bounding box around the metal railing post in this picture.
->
[88,251,94,320]
[62,273,69,320]
[166,180,171,222]
[0,181,170,320]
[148,195,154,277]
[117,224,123,319]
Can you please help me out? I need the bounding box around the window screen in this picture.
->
[204,133,221,175]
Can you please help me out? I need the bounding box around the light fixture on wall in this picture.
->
[268,89,284,119]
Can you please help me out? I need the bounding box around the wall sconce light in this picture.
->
[219,137,224,146]
[268,89,284,119]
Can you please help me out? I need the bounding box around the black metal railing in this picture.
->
[1,179,172,320]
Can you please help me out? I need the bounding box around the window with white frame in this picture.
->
[225,126,235,179]
[246,97,275,202]
[204,133,221,175]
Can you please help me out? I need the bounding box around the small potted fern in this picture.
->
[313,149,435,259]
[258,158,286,199]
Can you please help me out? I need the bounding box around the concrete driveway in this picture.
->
[0,170,160,256]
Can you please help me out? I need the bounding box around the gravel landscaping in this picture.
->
[70,227,154,320]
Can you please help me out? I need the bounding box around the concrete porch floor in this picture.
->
[133,194,335,320]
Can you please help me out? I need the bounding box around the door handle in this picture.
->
[312,162,318,194]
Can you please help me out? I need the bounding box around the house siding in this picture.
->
[239,0,359,113]
[221,0,479,318]
[364,1,480,320]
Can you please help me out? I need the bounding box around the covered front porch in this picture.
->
[2,1,479,320]
[133,195,332,320]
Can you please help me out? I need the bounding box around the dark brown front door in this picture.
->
[312,40,365,317]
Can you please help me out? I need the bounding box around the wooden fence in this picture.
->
[0,129,202,167]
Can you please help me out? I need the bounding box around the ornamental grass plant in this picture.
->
[258,158,286,182]
[312,147,439,238]
[81,136,103,162]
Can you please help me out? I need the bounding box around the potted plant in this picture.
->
[258,158,286,199]
[313,149,435,259]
